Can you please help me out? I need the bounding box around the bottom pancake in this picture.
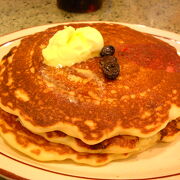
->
[0,109,159,166]
[38,119,179,154]
[0,109,179,166]
[39,129,160,154]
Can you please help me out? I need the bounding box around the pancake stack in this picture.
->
[0,23,179,166]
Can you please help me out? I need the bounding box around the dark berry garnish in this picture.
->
[100,56,120,80]
[100,45,115,57]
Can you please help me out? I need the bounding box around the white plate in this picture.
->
[0,22,180,180]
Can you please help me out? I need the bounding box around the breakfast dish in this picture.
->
[0,22,179,169]
[0,22,179,179]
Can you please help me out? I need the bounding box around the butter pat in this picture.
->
[42,26,104,67]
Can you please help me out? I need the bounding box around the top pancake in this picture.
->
[0,23,180,145]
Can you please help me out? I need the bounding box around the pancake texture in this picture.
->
[39,118,179,154]
[0,23,180,146]
[39,129,160,154]
[0,109,149,166]
[0,23,180,145]
[0,109,179,166]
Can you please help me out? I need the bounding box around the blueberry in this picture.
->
[100,45,115,57]
[100,56,120,80]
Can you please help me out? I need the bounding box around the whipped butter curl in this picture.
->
[42,26,104,67]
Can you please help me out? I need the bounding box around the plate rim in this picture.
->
[0,151,180,180]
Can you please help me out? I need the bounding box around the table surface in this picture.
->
[0,0,180,36]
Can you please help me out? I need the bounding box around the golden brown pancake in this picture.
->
[39,118,179,154]
[0,109,179,166]
[0,108,152,166]
[0,23,180,145]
